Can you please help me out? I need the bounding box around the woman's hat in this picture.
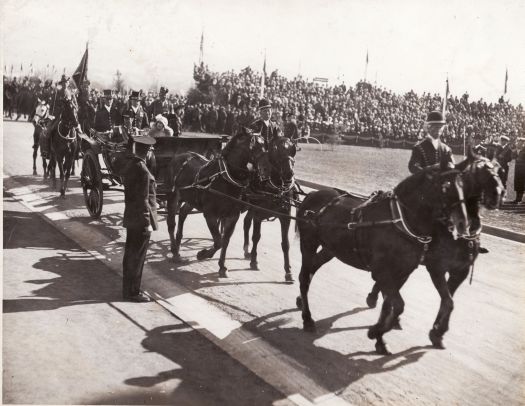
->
[155,114,168,127]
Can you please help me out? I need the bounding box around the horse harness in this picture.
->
[305,191,433,269]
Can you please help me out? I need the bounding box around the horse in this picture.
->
[47,97,80,197]
[166,127,272,277]
[365,150,504,349]
[295,167,470,355]
[242,136,297,282]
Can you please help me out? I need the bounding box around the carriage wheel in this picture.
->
[81,149,103,219]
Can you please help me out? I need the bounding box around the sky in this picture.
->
[2,0,525,104]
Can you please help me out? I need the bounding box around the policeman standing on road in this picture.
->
[122,135,157,302]
[408,110,454,173]
[249,99,282,148]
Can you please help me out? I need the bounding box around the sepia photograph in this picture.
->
[2,0,524,404]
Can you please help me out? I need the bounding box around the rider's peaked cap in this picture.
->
[258,99,271,110]
[425,110,445,124]
[132,135,156,145]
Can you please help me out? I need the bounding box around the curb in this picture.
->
[296,178,525,244]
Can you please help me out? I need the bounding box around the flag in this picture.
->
[442,77,449,117]
[260,51,266,98]
[72,43,89,89]
[504,67,508,94]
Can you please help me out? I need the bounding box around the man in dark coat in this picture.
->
[511,138,525,203]
[122,135,158,302]
[249,99,282,148]
[127,90,149,129]
[94,89,121,132]
[149,86,169,120]
[169,105,184,136]
[495,135,513,189]
[408,110,455,174]
[283,111,300,141]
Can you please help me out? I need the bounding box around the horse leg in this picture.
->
[197,213,222,261]
[366,282,382,308]
[298,242,334,333]
[32,128,39,175]
[217,214,240,278]
[280,217,294,283]
[427,264,454,349]
[243,210,253,258]
[57,159,65,197]
[62,149,74,197]
[249,217,262,271]
[167,191,181,261]
[49,156,57,189]
[42,157,48,179]
[173,203,192,262]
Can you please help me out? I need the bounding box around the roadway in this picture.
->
[3,120,525,405]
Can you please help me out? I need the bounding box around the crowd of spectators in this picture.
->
[187,63,525,146]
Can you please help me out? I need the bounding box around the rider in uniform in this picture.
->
[495,135,513,189]
[249,99,282,148]
[122,134,157,302]
[408,110,454,173]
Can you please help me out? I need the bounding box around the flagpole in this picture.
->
[442,75,449,117]
[260,49,266,99]
[364,49,369,82]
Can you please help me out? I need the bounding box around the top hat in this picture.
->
[159,86,169,95]
[103,89,113,98]
[58,75,70,84]
[425,110,445,124]
[129,90,140,100]
[258,99,271,110]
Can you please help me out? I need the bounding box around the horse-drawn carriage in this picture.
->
[79,129,223,218]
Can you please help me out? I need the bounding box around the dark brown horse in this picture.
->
[242,137,297,282]
[166,127,272,277]
[365,151,504,349]
[295,168,470,355]
[48,97,80,197]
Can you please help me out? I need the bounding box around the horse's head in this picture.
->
[222,127,271,181]
[61,96,79,127]
[396,168,470,239]
[269,137,297,184]
[456,149,504,210]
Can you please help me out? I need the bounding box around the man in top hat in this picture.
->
[149,86,169,121]
[121,134,158,302]
[94,89,122,132]
[249,99,282,148]
[125,90,149,129]
[495,135,513,188]
[408,110,454,174]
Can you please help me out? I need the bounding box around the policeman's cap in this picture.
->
[132,135,156,145]
[425,110,445,125]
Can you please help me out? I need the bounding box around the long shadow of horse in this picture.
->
[235,308,430,398]
[3,208,122,313]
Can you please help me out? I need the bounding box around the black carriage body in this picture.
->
[80,130,223,218]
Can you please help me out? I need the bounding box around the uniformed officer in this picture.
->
[94,89,121,132]
[408,110,454,174]
[249,99,282,148]
[127,90,149,129]
[122,135,158,302]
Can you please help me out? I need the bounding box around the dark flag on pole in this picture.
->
[72,44,89,89]
[442,77,449,117]
[260,50,266,98]
[199,31,204,66]
[504,67,508,95]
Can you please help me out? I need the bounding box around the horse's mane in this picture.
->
[221,128,250,157]
[394,170,429,197]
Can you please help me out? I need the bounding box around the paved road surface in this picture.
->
[3,120,525,405]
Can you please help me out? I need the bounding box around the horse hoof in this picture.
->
[375,341,392,356]
[392,318,402,330]
[197,250,209,260]
[366,293,378,308]
[243,249,250,259]
[296,296,303,310]
[303,319,317,333]
[171,254,186,264]
[33,170,37,176]
[429,329,446,349]
[250,262,259,270]
[285,273,294,283]
[218,268,229,278]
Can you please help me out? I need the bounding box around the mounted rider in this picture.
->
[408,110,454,174]
[249,99,283,149]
